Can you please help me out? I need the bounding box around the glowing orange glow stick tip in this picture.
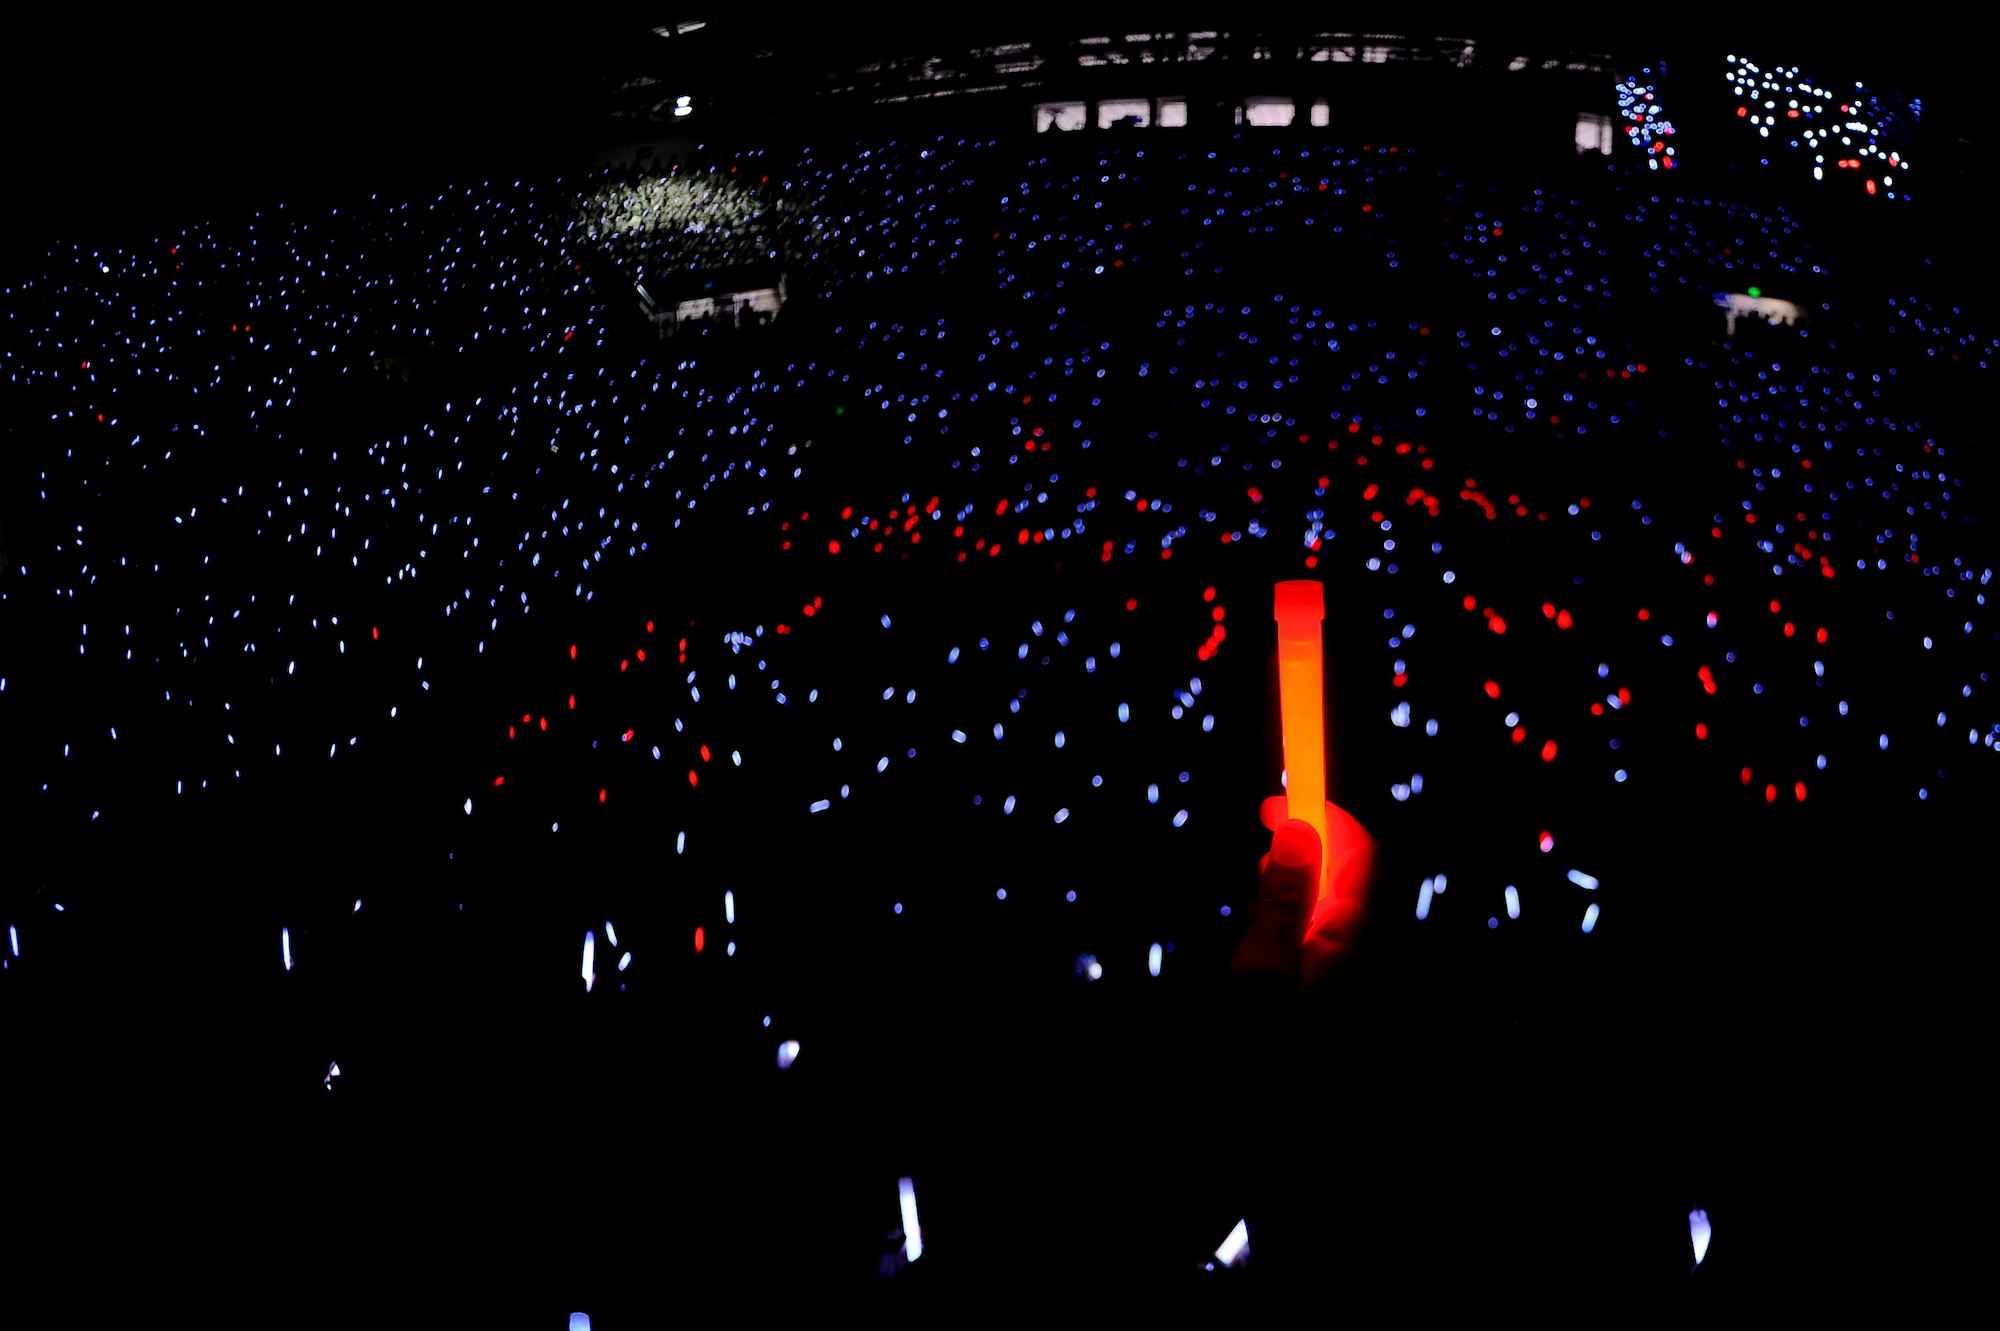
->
[1273,580,1333,901]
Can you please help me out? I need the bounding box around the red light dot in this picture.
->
[829,540,841,554]
[694,927,705,954]
[646,621,655,633]
[1484,680,1501,699]
[1695,723,1709,740]
[1541,740,1557,762]
[1784,622,1795,637]
[1464,595,1478,612]
[1542,602,1557,619]
[1638,608,1651,621]
[540,718,547,731]
[1770,601,1781,613]
[569,644,577,660]
[1127,599,1139,611]
[599,789,608,803]
[1203,586,1216,602]
[493,776,505,787]
[1741,767,1754,786]
[1816,627,1828,644]
[700,745,712,762]
[1539,832,1555,853]
[1556,610,1574,630]
[688,771,698,787]
[372,627,379,640]
[1512,726,1527,744]
[1794,782,1807,802]
[1488,616,1507,635]
[1765,784,1778,804]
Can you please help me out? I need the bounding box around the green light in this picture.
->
[1747,286,1762,297]
[834,406,845,415]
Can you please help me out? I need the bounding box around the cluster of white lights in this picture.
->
[1615,66,1677,171]
[1725,56,1910,198]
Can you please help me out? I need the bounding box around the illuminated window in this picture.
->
[1034,102,1087,133]
[1575,111,1613,155]
[1156,97,1188,128]
[1243,97,1295,127]
[1097,99,1152,129]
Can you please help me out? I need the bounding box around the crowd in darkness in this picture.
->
[3,93,1993,1319]
[574,156,805,284]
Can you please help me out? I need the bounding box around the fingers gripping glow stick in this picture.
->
[1274,581,1333,901]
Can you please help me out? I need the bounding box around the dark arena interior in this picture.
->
[4,13,1993,1321]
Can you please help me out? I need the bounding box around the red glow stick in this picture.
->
[1273,580,1333,901]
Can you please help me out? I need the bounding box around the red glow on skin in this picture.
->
[694,927,705,954]
[1234,800,1379,990]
